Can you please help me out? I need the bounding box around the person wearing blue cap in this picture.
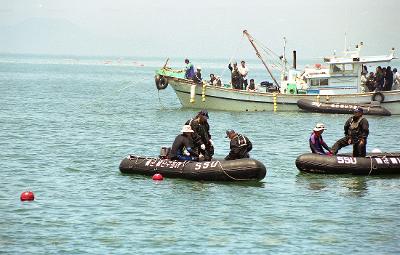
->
[185,109,214,161]
[331,106,369,157]
[225,129,253,160]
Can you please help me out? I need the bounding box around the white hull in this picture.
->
[168,78,400,114]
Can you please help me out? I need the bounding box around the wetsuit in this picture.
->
[228,64,242,89]
[169,134,198,161]
[309,132,330,155]
[332,116,369,157]
[225,134,252,160]
[185,118,214,161]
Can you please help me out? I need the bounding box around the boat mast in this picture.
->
[243,30,280,88]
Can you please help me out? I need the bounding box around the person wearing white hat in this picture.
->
[169,125,199,161]
[309,123,332,155]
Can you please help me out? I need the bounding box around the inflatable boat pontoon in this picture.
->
[120,155,267,181]
[296,153,400,175]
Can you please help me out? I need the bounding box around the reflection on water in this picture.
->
[295,173,368,197]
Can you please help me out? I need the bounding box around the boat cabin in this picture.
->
[281,43,395,95]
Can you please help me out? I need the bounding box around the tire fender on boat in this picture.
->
[155,75,168,90]
[371,92,385,103]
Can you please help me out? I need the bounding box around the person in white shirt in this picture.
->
[238,60,249,90]
[393,68,400,90]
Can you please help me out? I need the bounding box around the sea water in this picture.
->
[1,54,399,254]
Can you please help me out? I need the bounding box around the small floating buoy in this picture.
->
[20,191,35,201]
[152,173,163,181]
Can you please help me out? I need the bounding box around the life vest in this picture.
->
[348,116,365,138]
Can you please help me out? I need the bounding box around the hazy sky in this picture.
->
[0,0,398,59]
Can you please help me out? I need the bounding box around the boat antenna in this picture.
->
[243,30,280,88]
[283,36,287,76]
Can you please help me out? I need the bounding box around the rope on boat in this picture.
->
[157,90,166,109]
[219,36,244,80]
[367,156,374,175]
[216,160,251,181]
[127,155,155,167]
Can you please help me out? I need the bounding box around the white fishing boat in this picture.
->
[155,30,400,114]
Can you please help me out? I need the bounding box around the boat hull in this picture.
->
[119,155,267,181]
[295,153,400,175]
[165,77,400,114]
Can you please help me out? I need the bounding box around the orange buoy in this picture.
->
[152,173,163,181]
[20,191,35,201]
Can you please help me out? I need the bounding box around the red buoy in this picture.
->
[20,191,35,201]
[152,173,163,181]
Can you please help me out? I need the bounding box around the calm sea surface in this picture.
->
[1,54,400,254]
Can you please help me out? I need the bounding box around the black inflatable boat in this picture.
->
[119,155,266,181]
[297,99,391,116]
[296,153,400,175]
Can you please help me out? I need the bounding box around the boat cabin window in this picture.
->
[310,78,329,86]
[331,64,355,74]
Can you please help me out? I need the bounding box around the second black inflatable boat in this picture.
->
[297,99,391,116]
[296,153,400,175]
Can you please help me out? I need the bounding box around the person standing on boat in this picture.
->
[169,125,200,161]
[225,130,252,160]
[309,123,332,155]
[238,60,249,90]
[374,66,384,91]
[393,68,400,90]
[193,66,203,84]
[228,61,242,89]
[184,59,195,79]
[331,107,369,157]
[383,66,393,91]
[185,110,214,161]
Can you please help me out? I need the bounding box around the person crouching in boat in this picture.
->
[225,129,252,160]
[309,123,332,155]
[169,125,201,161]
[185,109,214,161]
[331,107,369,157]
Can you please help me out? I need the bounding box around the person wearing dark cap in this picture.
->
[184,59,195,79]
[225,130,252,160]
[331,107,369,157]
[185,109,214,161]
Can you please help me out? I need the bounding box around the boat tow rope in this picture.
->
[127,155,155,167]
[216,161,252,181]
[157,90,166,109]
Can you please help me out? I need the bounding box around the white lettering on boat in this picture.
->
[211,161,219,167]
[194,163,202,170]
[337,156,357,164]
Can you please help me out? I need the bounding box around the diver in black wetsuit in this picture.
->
[225,129,252,160]
[185,109,214,161]
[331,107,369,157]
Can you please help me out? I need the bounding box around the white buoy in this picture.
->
[190,84,196,103]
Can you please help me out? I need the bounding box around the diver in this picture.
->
[331,107,369,157]
[185,109,214,161]
[225,129,253,160]
[309,123,332,155]
[169,125,200,161]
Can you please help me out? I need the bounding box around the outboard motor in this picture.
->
[159,147,171,159]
